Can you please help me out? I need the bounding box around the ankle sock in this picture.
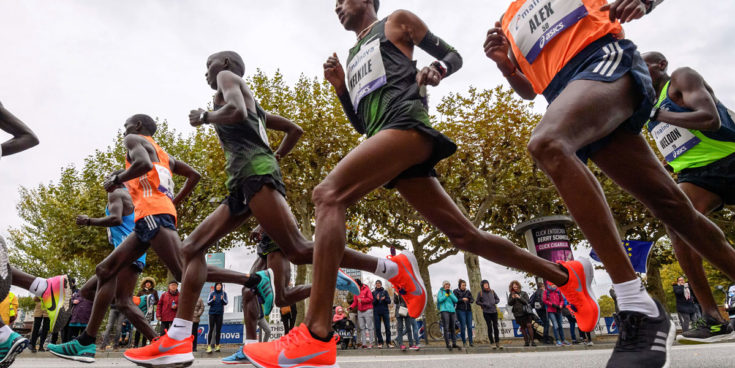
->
[613,278,659,318]
[244,273,261,289]
[308,328,333,342]
[29,277,47,297]
[167,318,193,341]
[0,325,12,343]
[374,258,398,280]
[78,332,95,346]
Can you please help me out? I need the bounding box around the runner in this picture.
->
[484,0,733,366]
[643,51,735,344]
[124,50,415,368]
[46,114,257,364]
[1,100,71,367]
[241,1,598,367]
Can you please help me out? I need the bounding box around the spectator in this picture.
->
[544,282,569,346]
[673,276,696,332]
[29,297,49,353]
[67,290,92,342]
[280,303,297,335]
[157,280,180,334]
[0,292,18,330]
[350,279,374,349]
[207,282,228,353]
[192,297,205,352]
[394,291,419,351]
[133,277,158,347]
[476,280,502,349]
[101,303,123,350]
[437,280,459,351]
[508,280,535,347]
[117,319,132,347]
[372,280,391,348]
[561,296,579,344]
[530,283,551,344]
[256,293,271,343]
[454,279,474,348]
[578,324,593,346]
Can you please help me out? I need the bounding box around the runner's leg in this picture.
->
[266,251,310,308]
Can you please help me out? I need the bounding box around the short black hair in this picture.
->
[130,114,157,136]
[212,51,245,77]
[373,0,380,12]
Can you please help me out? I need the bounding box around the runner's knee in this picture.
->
[527,134,573,172]
[95,263,114,281]
[312,181,345,210]
[285,247,312,265]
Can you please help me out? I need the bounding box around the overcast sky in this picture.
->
[2,1,734,305]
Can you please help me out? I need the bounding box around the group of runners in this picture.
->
[2,0,735,367]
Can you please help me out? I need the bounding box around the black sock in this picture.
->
[244,273,261,289]
[559,264,570,285]
[77,332,95,346]
[308,328,333,343]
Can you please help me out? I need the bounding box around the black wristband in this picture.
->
[430,61,447,78]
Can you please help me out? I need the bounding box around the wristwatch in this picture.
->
[199,110,209,124]
[649,106,660,121]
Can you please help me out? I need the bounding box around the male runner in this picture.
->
[484,0,735,366]
[124,50,417,367]
[47,114,259,364]
[242,1,598,367]
[1,100,71,366]
[643,51,735,343]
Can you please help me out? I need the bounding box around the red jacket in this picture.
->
[350,285,374,312]
[157,290,179,322]
[543,288,564,313]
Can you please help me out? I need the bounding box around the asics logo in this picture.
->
[277,350,327,367]
[158,341,186,353]
[398,262,423,297]
[569,267,583,293]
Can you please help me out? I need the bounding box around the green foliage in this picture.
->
[598,295,615,317]
[17,296,34,313]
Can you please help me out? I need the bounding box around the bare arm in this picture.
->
[169,156,201,207]
[190,71,252,127]
[104,135,153,191]
[265,113,303,159]
[77,190,125,227]
[0,102,39,157]
[601,0,664,24]
[484,22,536,100]
[657,68,721,131]
[323,53,365,134]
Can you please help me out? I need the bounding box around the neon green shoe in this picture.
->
[41,275,71,332]
[48,339,96,363]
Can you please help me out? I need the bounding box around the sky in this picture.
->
[2,1,735,308]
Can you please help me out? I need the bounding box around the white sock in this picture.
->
[166,318,193,341]
[375,258,399,279]
[244,339,258,345]
[613,278,659,317]
[0,325,12,343]
[29,277,47,297]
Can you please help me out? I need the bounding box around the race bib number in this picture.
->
[650,122,701,162]
[347,37,387,112]
[154,164,175,200]
[257,117,270,146]
[509,0,588,64]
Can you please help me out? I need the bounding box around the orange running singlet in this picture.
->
[124,135,177,223]
[502,0,623,94]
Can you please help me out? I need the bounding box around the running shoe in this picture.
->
[0,237,11,304]
[336,269,360,295]
[48,339,96,363]
[123,334,194,367]
[42,275,71,332]
[243,324,337,368]
[387,252,426,319]
[255,269,275,316]
[0,332,28,368]
[557,258,599,332]
[676,315,735,344]
[222,346,249,364]
[606,300,674,368]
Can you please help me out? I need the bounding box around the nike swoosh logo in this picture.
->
[435,39,440,46]
[398,262,423,296]
[277,350,328,367]
[158,341,186,353]
[173,324,185,328]
[569,267,583,293]
[382,264,386,274]
[48,286,57,312]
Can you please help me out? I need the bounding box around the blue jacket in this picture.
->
[437,288,458,313]
[372,287,391,314]
[207,290,228,315]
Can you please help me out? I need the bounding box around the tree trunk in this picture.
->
[416,255,438,343]
[463,252,487,343]
[645,256,667,309]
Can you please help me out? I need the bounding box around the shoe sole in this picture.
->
[222,360,250,365]
[243,352,340,368]
[337,269,359,295]
[266,268,276,313]
[0,338,29,368]
[123,352,194,368]
[0,238,11,303]
[676,330,735,344]
[400,252,427,318]
[663,317,675,368]
[49,349,95,364]
[578,258,599,332]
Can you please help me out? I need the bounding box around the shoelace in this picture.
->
[276,328,306,349]
[617,314,645,350]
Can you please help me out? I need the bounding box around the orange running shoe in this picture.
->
[123,333,194,367]
[243,324,338,368]
[387,252,427,319]
[558,257,599,332]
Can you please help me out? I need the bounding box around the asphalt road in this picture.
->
[9,342,735,367]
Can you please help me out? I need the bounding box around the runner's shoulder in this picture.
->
[670,67,705,92]
[386,9,424,29]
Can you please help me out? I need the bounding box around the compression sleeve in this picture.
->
[337,92,366,135]
[417,30,463,77]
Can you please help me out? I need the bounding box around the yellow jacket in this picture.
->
[0,292,18,324]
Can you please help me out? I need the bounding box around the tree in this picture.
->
[598,295,615,317]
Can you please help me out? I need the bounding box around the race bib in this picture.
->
[347,37,387,112]
[509,0,588,64]
[154,164,175,200]
[650,122,701,162]
[257,117,270,146]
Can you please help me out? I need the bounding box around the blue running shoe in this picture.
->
[222,345,250,365]
[336,268,360,295]
[0,332,28,368]
[255,269,275,316]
